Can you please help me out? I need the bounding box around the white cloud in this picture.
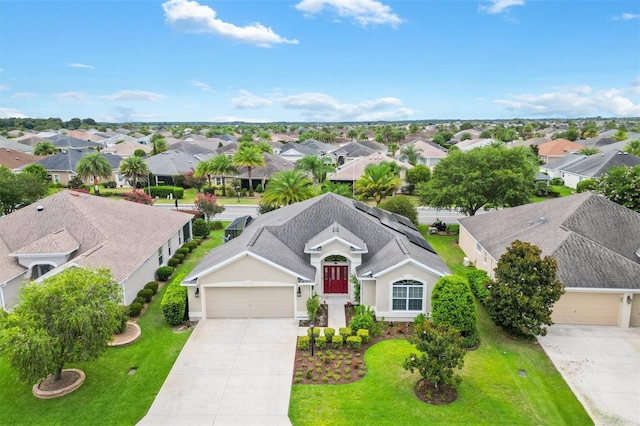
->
[162,0,298,47]
[0,85,8,91]
[613,13,640,21]
[494,83,640,117]
[279,92,413,121]
[55,91,91,102]
[11,92,37,99]
[103,90,166,102]
[479,0,525,15]
[190,80,213,92]
[295,0,403,27]
[68,63,94,69]
[0,108,27,118]
[232,90,273,109]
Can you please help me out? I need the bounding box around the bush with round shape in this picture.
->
[549,177,564,186]
[431,275,478,348]
[137,288,154,303]
[133,296,146,305]
[144,281,159,294]
[315,336,327,349]
[187,240,199,250]
[176,247,190,255]
[156,266,174,281]
[338,327,352,338]
[324,327,335,340]
[306,327,321,337]
[167,258,181,268]
[347,335,362,351]
[356,329,370,344]
[172,253,185,263]
[161,278,187,326]
[331,335,344,349]
[129,301,143,317]
[297,336,310,350]
[348,305,375,332]
[192,219,209,238]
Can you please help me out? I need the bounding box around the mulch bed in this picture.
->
[298,303,329,327]
[414,378,458,405]
[37,370,80,392]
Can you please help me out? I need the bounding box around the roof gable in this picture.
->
[305,222,368,253]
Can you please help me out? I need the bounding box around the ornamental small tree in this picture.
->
[487,240,565,337]
[124,189,154,205]
[431,275,479,348]
[403,320,465,395]
[0,267,122,386]
[194,193,225,221]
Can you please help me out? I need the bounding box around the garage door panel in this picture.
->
[552,293,620,326]
[630,296,640,327]
[206,286,293,318]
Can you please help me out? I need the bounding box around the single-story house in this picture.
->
[537,138,584,164]
[328,153,412,186]
[0,148,39,170]
[0,190,193,310]
[399,139,448,168]
[102,140,153,158]
[44,134,102,150]
[182,193,450,321]
[458,193,640,328]
[145,150,202,186]
[559,150,640,189]
[235,153,295,190]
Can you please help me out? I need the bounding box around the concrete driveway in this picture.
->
[138,318,299,426]
[537,325,640,426]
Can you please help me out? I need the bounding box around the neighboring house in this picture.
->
[540,153,588,179]
[145,150,201,186]
[235,153,295,190]
[0,138,38,154]
[560,150,640,189]
[331,141,379,165]
[16,149,125,186]
[65,130,106,143]
[44,134,102,150]
[0,149,39,170]
[537,138,584,163]
[328,153,412,186]
[0,190,193,310]
[102,140,153,158]
[279,139,335,163]
[13,135,49,150]
[399,139,448,168]
[100,134,138,146]
[458,193,640,328]
[169,140,215,156]
[182,193,450,321]
[454,138,498,151]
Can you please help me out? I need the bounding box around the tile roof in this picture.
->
[0,190,192,284]
[0,149,39,169]
[185,193,449,283]
[458,193,640,289]
[538,138,584,157]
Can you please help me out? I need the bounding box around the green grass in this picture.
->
[531,185,575,203]
[0,230,224,426]
[289,231,592,426]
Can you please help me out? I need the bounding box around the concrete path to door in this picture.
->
[138,318,299,426]
[537,325,640,425]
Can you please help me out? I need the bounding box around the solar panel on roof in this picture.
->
[392,213,418,230]
[405,231,437,254]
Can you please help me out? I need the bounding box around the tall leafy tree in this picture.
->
[33,141,58,156]
[0,267,121,384]
[354,162,402,205]
[487,240,564,337]
[209,154,238,195]
[594,165,640,213]
[233,143,265,195]
[404,164,431,195]
[75,152,112,194]
[119,156,149,188]
[261,170,315,206]
[295,155,335,185]
[0,166,48,214]
[193,193,225,221]
[417,145,537,216]
[22,164,50,185]
[319,181,353,198]
[378,196,419,227]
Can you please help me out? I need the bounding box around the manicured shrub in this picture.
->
[331,335,344,349]
[466,268,491,304]
[176,247,190,256]
[192,219,209,238]
[133,296,146,305]
[129,301,143,317]
[315,336,327,349]
[156,266,174,281]
[348,305,375,332]
[137,288,154,303]
[149,186,184,199]
[102,181,117,188]
[413,313,428,325]
[338,327,352,338]
[297,336,310,350]
[324,327,335,341]
[167,258,181,268]
[161,279,187,326]
[194,236,203,244]
[549,177,564,186]
[346,335,362,351]
[115,305,130,334]
[187,239,200,249]
[209,220,224,231]
[306,327,321,337]
[432,275,478,349]
[172,253,185,262]
[144,281,159,294]
[356,329,370,344]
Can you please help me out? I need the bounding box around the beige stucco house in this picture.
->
[0,190,193,310]
[183,193,450,321]
[457,193,640,328]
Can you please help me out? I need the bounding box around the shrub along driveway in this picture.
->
[139,318,299,426]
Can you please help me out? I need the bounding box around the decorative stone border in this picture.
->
[33,368,86,399]
[108,322,142,347]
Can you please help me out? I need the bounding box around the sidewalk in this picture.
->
[298,295,349,336]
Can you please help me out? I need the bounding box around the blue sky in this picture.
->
[1,0,639,123]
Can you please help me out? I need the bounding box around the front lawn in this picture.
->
[0,230,224,425]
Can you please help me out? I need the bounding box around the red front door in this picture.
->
[324,265,348,293]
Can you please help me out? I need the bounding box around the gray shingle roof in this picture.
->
[44,134,101,149]
[305,222,367,252]
[235,153,295,179]
[145,150,200,176]
[562,150,640,178]
[459,193,640,289]
[185,193,450,283]
[19,149,122,172]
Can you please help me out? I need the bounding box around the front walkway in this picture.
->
[139,318,298,426]
[298,294,348,337]
[537,324,640,425]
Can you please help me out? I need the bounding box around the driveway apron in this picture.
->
[538,325,640,426]
[138,318,299,426]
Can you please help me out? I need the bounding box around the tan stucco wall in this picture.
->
[361,279,376,307]
[197,254,297,285]
[458,226,497,278]
[1,274,26,310]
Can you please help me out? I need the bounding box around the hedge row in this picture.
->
[465,268,491,305]
[149,186,184,199]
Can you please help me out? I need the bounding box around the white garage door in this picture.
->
[205,286,294,318]
[630,295,640,327]
[552,292,620,326]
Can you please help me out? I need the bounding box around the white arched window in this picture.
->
[392,280,423,311]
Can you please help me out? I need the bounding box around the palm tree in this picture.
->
[355,162,402,205]
[150,134,168,155]
[624,139,640,156]
[210,154,237,195]
[319,181,353,198]
[388,143,400,158]
[119,156,149,189]
[233,144,265,195]
[75,152,112,194]
[295,155,335,185]
[261,170,315,206]
[194,158,215,187]
[578,147,600,156]
[33,141,58,156]
[400,144,423,166]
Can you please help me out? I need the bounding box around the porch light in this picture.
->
[627,295,632,304]
[195,288,200,298]
[297,287,302,297]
